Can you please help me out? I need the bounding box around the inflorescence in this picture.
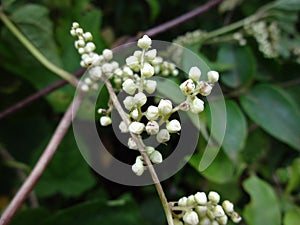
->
[172,191,242,225]
[71,22,219,176]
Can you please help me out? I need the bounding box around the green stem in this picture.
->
[204,15,255,40]
[0,11,79,87]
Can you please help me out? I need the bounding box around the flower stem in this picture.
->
[0,11,79,87]
[104,79,174,225]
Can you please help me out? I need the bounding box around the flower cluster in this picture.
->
[178,67,219,114]
[244,21,280,58]
[70,22,118,92]
[71,24,219,176]
[172,191,242,225]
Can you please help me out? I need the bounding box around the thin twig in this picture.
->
[0,68,85,121]
[0,93,83,225]
[0,1,222,121]
[145,0,224,37]
[0,147,39,208]
[104,79,174,225]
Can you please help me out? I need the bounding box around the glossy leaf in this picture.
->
[189,150,235,184]
[284,207,300,225]
[222,100,247,160]
[240,129,269,164]
[286,158,300,193]
[243,175,281,225]
[218,45,255,88]
[146,0,160,21]
[240,84,300,151]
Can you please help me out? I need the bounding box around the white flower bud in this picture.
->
[133,50,142,59]
[123,66,134,76]
[83,32,93,41]
[222,200,234,214]
[141,63,155,78]
[132,162,144,176]
[208,191,220,204]
[189,67,201,81]
[128,122,145,134]
[85,42,96,52]
[144,80,157,94]
[123,96,135,111]
[156,129,170,143]
[135,156,143,164]
[145,146,155,155]
[199,82,213,96]
[183,211,199,225]
[199,217,210,225]
[145,121,159,135]
[146,105,159,120]
[111,61,119,70]
[231,212,242,223]
[207,70,219,83]
[122,79,137,95]
[195,206,207,217]
[145,49,157,60]
[173,218,183,225]
[152,56,163,65]
[217,215,228,225]
[166,119,181,133]
[134,92,147,106]
[126,55,139,68]
[178,197,188,206]
[150,150,162,164]
[211,221,219,225]
[187,195,196,206]
[180,79,195,95]
[72,22,80,29]
[119,121,128,133]
[213,205,225,217]
[158,99,173,115]
[75,27,83,35]
[70,29,76,36]
[128,137,138,150]
[190,97,204,114]
[102,49,113,61]
[172,69,179,76]
[102,63,114,74]
[194,192,207,205]
[75,39,85,48]
[131,108,139,120]
[100,116,112,126]
[78,47,85,54]
[80,83,89,92]
[137,35,152,49]
[88,66,102,79]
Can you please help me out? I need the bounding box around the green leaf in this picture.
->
[146,0,160,22]
[240,84,300,151]
[243,175,281,225]
[0,4,74,112]
[40,195,146,225]
[218,45,255,88]
[11,4,62,66]
[189,150,235,184]
[273,0,300,11]
[222,100,247,160]
[284,207,300,225]
[286,158,300,193]
[34,131,96,197]
[240,129,269,164]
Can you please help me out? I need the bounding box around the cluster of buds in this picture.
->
[178,67,219,114]
[71,24,219,176]
[70,22,118,92]
[244,21,280,58]
[172,191,242,225]
[232,32,247,46]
